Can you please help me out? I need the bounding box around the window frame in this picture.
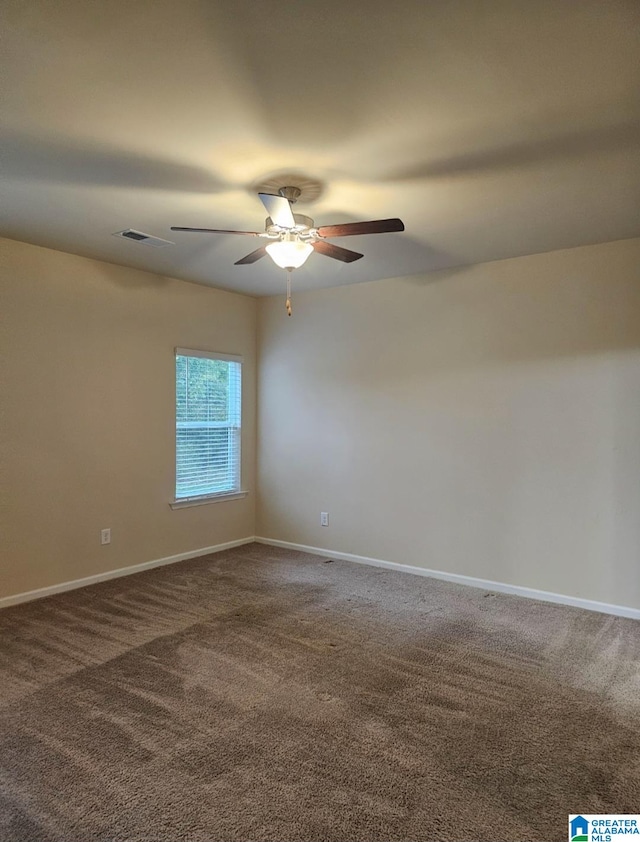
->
[170,347,247,509]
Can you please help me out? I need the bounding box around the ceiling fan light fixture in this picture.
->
[265,238,314,269]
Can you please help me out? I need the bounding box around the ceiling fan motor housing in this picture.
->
[265,213,316,238]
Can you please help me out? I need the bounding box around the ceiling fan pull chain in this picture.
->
[285,269,292,317]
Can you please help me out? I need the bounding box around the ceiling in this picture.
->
[1,0,639,296]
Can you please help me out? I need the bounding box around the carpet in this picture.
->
[0,543,638,841]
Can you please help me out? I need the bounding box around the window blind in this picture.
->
[175,349,242,501]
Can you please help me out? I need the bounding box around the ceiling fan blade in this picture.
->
[171,227,261,235]
[316,218,405,238]
[258,193,296,229]
[234,246,268,265]
[313,240,363,263]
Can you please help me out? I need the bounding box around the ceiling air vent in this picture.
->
[113,229,174,248]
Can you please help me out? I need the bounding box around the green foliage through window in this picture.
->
[175,352,241,499]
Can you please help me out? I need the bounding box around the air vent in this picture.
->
[113,229,174,248]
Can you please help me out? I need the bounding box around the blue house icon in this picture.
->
[570,816,589,841]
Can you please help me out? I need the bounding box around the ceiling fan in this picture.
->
[171,187,404,315]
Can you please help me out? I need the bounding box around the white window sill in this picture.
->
[170,491,248,510]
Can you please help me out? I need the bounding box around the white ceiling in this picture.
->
[1,0,639,296]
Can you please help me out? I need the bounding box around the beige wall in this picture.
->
[3,235,639,609]
[257,238,640,610]
[0,237,257,599]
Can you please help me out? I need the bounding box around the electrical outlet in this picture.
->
[101,528,111,545]
[320,512,329,527]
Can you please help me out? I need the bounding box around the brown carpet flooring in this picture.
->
[0,543,639,842]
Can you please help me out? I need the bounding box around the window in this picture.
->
[174,348,242,504]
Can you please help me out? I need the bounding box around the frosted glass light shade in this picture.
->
[265,240,314,269]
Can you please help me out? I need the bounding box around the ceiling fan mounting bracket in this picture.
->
[278,186,301,204]
[252,174,324,204]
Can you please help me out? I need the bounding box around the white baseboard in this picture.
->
[255,536,640,621]
[0,537,255,610]
[4,535,638,621]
